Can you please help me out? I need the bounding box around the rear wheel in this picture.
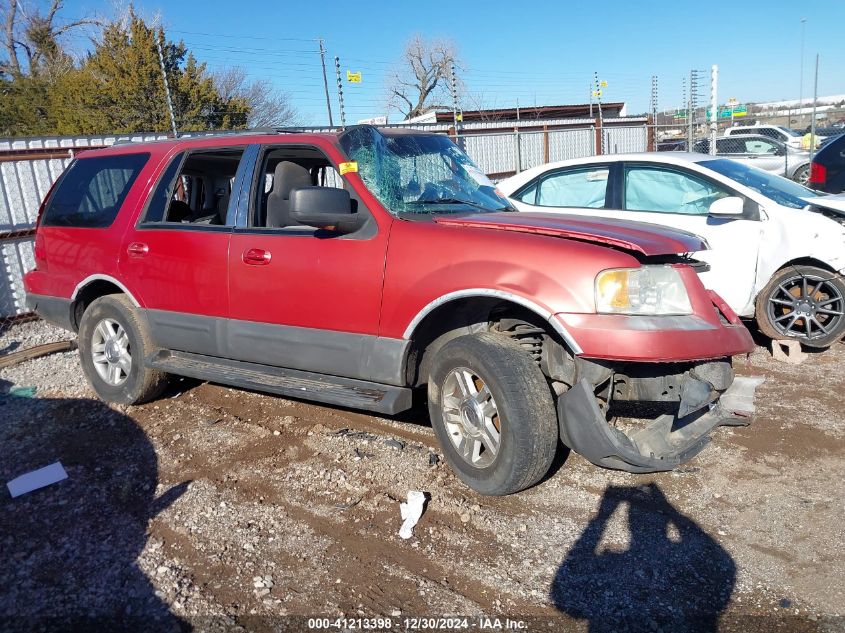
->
[792,164,810,185]
[427,333,558,495]
[756,265,845,348]
[78,295,169,404]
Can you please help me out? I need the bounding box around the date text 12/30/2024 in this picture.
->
[307,617,528,630]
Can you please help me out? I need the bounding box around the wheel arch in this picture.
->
[70,275,140,331]
[403,291,581,387]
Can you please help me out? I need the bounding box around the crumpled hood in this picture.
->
[434,212,707,256]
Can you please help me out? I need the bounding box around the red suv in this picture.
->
[24,126,755,495]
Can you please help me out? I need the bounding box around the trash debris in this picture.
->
[385,438,406,451]
[720,376,765,418]
[331,428,377,440]
[398,490,427,539]
[353,447,374,460]
[7,462,67,498]
[334,498,362,511]
[428,452,440,466]
[0,385,37,404]
[10,386,37,398]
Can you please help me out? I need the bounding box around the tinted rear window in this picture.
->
[42,153,150,228]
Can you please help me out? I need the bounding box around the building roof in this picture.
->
[433,102,627,123]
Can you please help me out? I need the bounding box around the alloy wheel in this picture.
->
[766,273,844,340]
[91,318,132,386]
[441,367,501,468]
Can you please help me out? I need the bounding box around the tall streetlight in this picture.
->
[799,18,807,126]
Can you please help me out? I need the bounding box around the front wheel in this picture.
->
[427,333,558,495]
[755,265,845,348]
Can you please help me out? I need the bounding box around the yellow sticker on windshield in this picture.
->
[339,161,358,175]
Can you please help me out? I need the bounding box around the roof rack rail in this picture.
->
[112,127,302,145]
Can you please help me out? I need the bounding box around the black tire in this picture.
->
[78,295,168,404]
[792,164,810,185]
[427,332,558,496]
[755,265,845,349]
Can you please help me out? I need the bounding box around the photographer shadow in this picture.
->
[0,379,190,632]
[550,483,735,632]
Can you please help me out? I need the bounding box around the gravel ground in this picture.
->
[1,321,844,632]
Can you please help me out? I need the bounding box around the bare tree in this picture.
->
[214,66,297,128]
[1,0,100,76]
[387,35,459,120]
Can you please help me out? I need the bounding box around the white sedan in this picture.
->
[498,153,845,347]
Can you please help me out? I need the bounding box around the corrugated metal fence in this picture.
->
[0,119,649,319]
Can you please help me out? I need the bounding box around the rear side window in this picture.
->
[42,153,149,228]
[535,167,609,208]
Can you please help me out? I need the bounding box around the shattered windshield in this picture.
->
[700,159,819,209]
[338,127,513,216]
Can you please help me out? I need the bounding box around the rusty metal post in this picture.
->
[647,115,655,152]
[543,124,550,163]
[594,118,603,155]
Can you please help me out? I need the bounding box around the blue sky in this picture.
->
[62,0,844,125]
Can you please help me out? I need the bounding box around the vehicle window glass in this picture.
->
[624,165,730,215]
[700,158,818,208]
[338,127,512,216]
[253,147,344,230]
[42,153,149,228]
[142,148,244,226]
[143,152,185,223]
[744,139,779,154]
[535,167,608,208]
[716,138,739,153]
[514,182,537,204]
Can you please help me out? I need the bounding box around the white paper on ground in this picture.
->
[398,490,427,539]
[7,462,68,498]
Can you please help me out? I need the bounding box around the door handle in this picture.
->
[242,248,271,265]
[127,242,149,257]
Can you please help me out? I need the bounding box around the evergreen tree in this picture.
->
[49,11,249,135]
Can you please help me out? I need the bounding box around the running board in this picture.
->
[147,350,413,415]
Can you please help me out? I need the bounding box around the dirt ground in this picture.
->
[1,321,844,632]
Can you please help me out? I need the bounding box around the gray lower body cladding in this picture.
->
[144,309,410,386]
[25,293,74,331]
[558,359,756,473]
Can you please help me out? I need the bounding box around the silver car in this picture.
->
[693,135,811,184]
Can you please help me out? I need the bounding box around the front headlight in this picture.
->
[595,266,693,315]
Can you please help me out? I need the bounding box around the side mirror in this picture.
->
[709,196,744,217]
[290,187,364,234]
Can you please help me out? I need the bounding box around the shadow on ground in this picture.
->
[550,483,735,632]
[0,379,189,632]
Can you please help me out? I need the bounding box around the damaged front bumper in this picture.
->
[557,361,763,473]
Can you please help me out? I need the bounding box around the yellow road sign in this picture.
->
[347,71,362,83]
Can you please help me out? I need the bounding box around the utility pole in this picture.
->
[594,71,604,153]
[709,65,718,155]
[688,70,698,151]
[318,39,334,127]
[589,82,593,118]
[799,18,807,128]
[810,54,819,163]
[650,75,658,134]
[449,62,460,130]
[334,56,346,129]
[155,32,178,137]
